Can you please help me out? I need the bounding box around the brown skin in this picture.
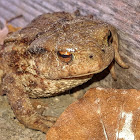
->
[0,11,128,132]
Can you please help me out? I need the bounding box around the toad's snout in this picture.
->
[67,49,109,77]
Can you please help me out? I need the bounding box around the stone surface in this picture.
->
[47,88,140,140]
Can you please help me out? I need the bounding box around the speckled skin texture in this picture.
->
[0,11,128,132]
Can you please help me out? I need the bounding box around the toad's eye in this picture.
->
[57,51,73,63]
[107,30,113,45]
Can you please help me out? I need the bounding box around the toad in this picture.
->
[0,11,128,132]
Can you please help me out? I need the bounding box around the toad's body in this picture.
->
[0,11,128,132]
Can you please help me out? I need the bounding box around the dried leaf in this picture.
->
[6,23,21,33]
[46,88,140,140]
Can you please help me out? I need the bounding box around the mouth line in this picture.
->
[65,65,109,79]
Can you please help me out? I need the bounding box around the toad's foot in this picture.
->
[3,75,57,133]
[111,27,129,69]
[20,114,57,133]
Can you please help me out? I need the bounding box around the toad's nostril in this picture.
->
[101,49,105,53]
[89,55,93,59]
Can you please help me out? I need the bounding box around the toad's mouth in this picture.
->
[65,64,109,79]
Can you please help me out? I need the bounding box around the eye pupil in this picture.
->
[107,30,113,45]
[58,52,71,58]
[57,51,72,58]
[57,51,73,63]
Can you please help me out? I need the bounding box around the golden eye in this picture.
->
[57,51,73,63]
[107,30,113,45]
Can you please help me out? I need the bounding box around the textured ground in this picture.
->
[0,0,139,139]
[0,90,83,140]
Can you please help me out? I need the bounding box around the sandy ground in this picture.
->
[0,91,78,140]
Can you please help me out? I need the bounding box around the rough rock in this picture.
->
[47,88,140,140]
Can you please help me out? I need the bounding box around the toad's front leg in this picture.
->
[2,74,56,133]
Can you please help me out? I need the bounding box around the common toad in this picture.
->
[0,11,128,132]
